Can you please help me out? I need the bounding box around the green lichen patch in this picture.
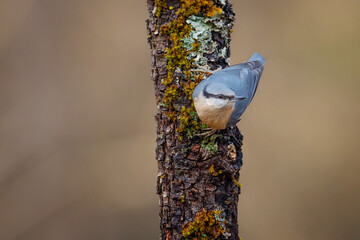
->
[158,0,233,139]
[184,15,230,65]
[200,133,222,154]
[182,208,227,240]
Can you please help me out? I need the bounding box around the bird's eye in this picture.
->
[218,94,224,99]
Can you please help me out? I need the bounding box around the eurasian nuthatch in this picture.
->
[192,53,265,130]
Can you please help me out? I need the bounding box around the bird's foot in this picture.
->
[196,128,217,138]
[190,66,222,75]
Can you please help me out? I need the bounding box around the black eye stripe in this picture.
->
[220,95,234,100]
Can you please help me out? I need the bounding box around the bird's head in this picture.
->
[202,84,245,109]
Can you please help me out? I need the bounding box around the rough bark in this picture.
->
[147,1,243,239]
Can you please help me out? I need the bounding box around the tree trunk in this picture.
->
[146,1,243,239]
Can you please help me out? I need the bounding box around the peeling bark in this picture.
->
[147,1,243,239]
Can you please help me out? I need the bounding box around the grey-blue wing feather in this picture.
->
[226,61,264,126]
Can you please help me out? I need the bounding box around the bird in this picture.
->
[192,53,265,131]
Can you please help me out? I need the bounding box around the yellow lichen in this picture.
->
[231,176,242,188]
[209,164,223,176]
[159,0,223,138]
[182,208,226,239]
[163,85,179,108]
[154,0,168,18]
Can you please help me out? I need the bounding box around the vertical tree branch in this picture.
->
[147,1,242,239]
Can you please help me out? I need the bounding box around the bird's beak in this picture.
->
[231,97,246,102]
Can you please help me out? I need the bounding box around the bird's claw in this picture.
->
[190,66,222,75]
[195,129,217,137]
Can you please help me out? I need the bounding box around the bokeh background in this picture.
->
[1,0,359,239]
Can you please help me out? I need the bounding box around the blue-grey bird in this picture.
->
[192,53,265,130]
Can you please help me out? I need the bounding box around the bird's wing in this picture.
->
[242,61,264,102]
[226,61,264,126]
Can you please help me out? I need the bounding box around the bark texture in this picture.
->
[147,1,243,239]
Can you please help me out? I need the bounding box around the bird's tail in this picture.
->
[249,52,265,65]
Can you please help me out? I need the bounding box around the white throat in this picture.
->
[205,97,228,109]
[193,92,235,129]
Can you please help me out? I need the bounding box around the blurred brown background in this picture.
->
[0,0,359,239]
